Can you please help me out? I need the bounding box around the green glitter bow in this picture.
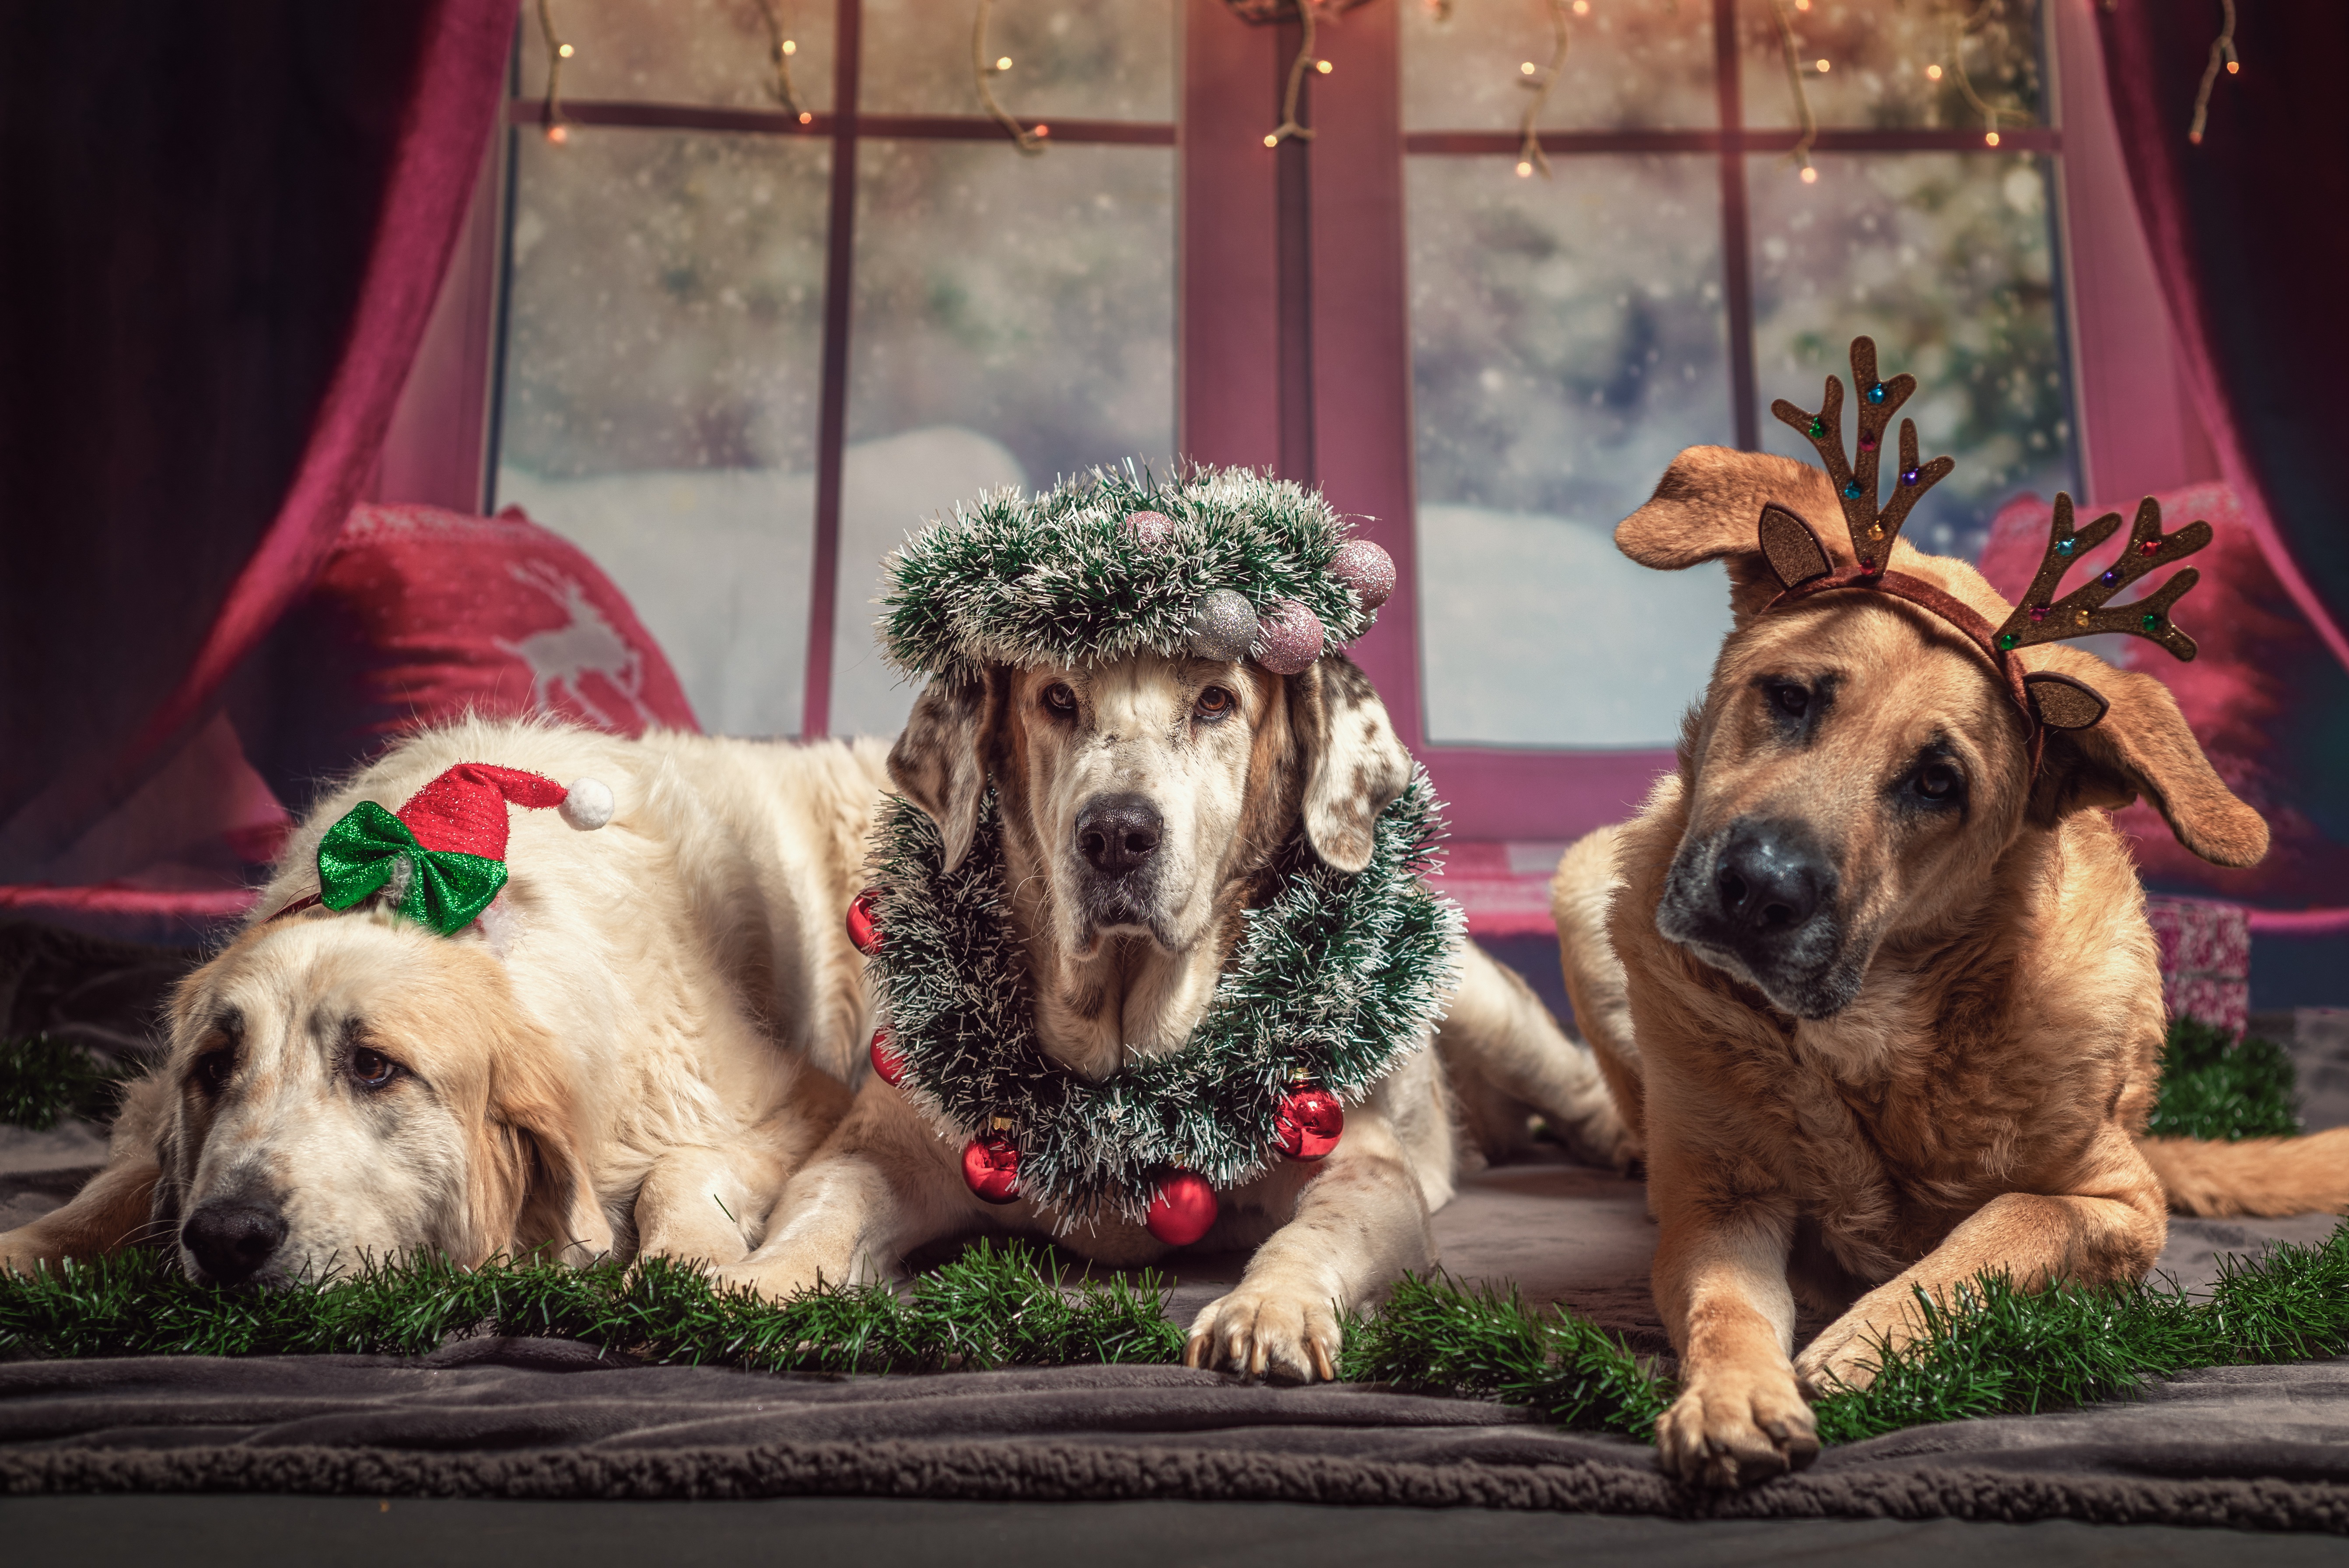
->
[315,801,507,937]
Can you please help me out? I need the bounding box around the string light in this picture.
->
[1925,63,1943,80]
[1770,0,1817,182]
[1265,0,1334,147]
[1815,58,1830,72]
[1513,0,1570,178]
[973,0,1046,154]
[1942,1,2030,150]
[1315,58,1333,74]
[1571,0,1589,13]
[2188,0,2238,145]
[754,0,805,122]
[535,0,570,145]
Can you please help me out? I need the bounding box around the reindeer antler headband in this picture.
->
[1757,335,2211,748]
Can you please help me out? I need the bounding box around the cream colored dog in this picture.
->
[726,651,1629,1379]
[0,718,881,1286]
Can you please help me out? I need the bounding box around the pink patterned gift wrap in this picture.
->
[2145,896,2251,1039]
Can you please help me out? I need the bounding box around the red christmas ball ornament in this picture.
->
[846,887,883,956]
[1330,538,1397,611]
[869,1028,906,1087]
[1145,1169,1219,1247]
[1274,1080,1345,1160]
[962,1120,1022,1205]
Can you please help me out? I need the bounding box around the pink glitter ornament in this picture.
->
[1120,510,1178,550]
[1330,538,1396,611]
[1251,598,1325,675]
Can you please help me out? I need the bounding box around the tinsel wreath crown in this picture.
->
[876,464,1396,681]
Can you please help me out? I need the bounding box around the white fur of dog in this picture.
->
[0,718,885,1286]
[724,651,1629,1379]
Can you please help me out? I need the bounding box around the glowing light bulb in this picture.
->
[1794,0,1810,9]
[1985,130,2000,146]
[1516,160,1533,176]
[996,55,1013,70]
[1815,58,1830,73]
[2226,59,2240,74]
[1522,61,1539,75]
[546,123,569,144]
[798,110,813,124]
[557,42,574,58]
[782,39,797,55]
[1264,133,1280,147]
[1925,63,1943,80]
[1572,0,1589,13]
[1316,58,1332,74]
[1799,164,1818,183]
[1032,122,1050,138]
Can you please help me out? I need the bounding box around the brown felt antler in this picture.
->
[1761,336,1957,582]
[1989,493,2211,665]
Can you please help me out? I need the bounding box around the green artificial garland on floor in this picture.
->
[865,771,1463,1225]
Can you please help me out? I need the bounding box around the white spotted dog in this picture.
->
[724,470,1628,1381]
[0,718,883,1288]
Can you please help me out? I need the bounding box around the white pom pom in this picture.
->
[559,777,615,831]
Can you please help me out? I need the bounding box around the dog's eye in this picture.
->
[1043,683,1078,714]
[192,1049,235,1096]
[1913,761,1962,802]
[1768,683,1809,718]
[1195,686,1235,721]
[348,1047,399,1091]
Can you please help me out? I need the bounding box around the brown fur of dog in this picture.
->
[1552,445,2345,1490]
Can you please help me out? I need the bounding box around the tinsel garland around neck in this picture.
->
[865,773,1464,1227]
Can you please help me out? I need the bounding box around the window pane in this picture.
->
[1402,0,1718,131]
[1747,150,2073,558]
[833,140,1176,736]
[518,0,838,113]
[1407,154,1736,749]
[858,0,1176,120]
[494,131,830,738]
[1737,0,2045,133]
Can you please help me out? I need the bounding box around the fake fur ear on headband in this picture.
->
[1759,335,2213,739]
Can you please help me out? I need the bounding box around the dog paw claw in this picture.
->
[1185,1288,1341,1383]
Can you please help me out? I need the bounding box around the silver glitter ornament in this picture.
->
[1187,589,1257,662]
[1330,538,1397,611]
[1252,598,1326,675]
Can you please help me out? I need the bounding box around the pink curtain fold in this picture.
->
[0,0,518,880]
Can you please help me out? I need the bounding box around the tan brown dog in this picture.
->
[1554,438,2349,1490]
[728,649,1628,1379]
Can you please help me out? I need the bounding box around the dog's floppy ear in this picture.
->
[475,1036,611,1266]
[1292,654,1414,874]
[888,671,1002,874]
[1617,446,1841,619]
[2027,660,2268,868]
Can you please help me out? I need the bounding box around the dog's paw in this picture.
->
[1794,1302,1913,1396]
[1653,1364,1819,1489]
[1184,1287,1341,1382]
[711,1240,854,1302]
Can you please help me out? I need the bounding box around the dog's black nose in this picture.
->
[181,1199,287,1286]
[1713,821,1831,938]
[1076,794,1163,876]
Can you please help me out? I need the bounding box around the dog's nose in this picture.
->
[1075,794,1163,876]
[181,1199,287,1286]
[1713,822,1831,938]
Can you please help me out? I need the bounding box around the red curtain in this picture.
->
[0,1,518,881]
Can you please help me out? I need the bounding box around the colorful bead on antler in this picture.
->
[1762,336,1957,582]
[1990,493,2210,664]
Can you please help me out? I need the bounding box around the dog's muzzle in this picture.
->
[1656,816,1856,1018]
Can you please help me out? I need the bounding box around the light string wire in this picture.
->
[1266,0,1325,147]
[754,0,811,124]
[1771,0,1819,180]
[2188,0,2239,145]
[1514,0,1571,178]
[535,0,570,144]
[974,0,1049,153]
[1943,0,2033,147]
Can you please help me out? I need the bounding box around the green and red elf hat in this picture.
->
[275,764,614,936]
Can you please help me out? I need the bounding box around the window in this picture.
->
[484,0,2074,839]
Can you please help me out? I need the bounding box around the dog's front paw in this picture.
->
[1184,1287,1341,1382]
[712,1240,858,1302]
[1794,1300,1915,1396]
[1653,1363,1819,1489]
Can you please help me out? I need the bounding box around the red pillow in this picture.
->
[242,503,699,803]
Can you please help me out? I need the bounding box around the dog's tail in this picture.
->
[2136,1129,2349,1218]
